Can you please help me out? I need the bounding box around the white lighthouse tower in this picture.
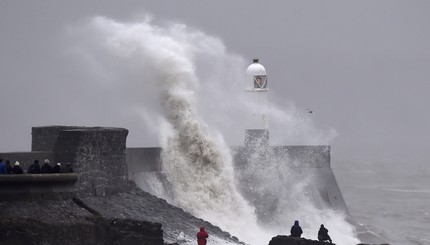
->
[244,58,270,147]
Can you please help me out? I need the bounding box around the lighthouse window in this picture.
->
[254,75,267,89]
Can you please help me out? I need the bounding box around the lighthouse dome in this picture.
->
[246,58,268,90]
[246,58,266,76]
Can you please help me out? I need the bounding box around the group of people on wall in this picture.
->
[0,158,73,175]
[291,220,332,243]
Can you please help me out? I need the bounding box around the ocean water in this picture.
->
[334,160,430,245]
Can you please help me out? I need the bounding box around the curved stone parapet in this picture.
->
[0,173,78,200]
[0,173,78,183]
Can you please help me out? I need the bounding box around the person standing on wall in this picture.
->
[28,159,41,174]
[12,161,24,174]
[0,159,7,174]
[5,160,12,174]
[197,227,209,245]
[40,159,53,174]
[52,163,61,173]
[290,220,303,238]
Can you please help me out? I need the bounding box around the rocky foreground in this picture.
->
[0,186,242,245]
[268,235,389,245]
[0,186,390,245]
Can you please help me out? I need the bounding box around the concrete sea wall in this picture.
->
[52,127,130,197]
[0,126,164,245]
[0,126,245,245]
[126,144,348,219]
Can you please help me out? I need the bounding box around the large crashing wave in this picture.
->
[69,15,359,244]
[73,16,268,244]
[159,72,266,242]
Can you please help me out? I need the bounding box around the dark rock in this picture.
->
[268,235,335,245]
[268,235,390,245]
[0,198,163,245]
[81,186,242,244]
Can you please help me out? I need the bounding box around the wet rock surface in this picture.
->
[268,235,389,245]
[268,235,336,245]
[0,186,243,245]
[82,186,242,244]
[0,198,163,245]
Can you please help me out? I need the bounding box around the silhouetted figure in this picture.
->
[61,163,73,173]
[40,159,52,174]
[290,220,303,238]
[197,227,209,245]
[28,160,41,174]
[11,161,24,174]
[318,224,332,243]
[5,160,13,174]
[0,159,6,174]
[52,162,61,173]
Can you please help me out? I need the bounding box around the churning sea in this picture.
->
[334,160,430,245]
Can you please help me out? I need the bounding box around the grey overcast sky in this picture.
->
[1,1,429,167]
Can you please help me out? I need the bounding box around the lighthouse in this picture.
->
[244,58,270,148]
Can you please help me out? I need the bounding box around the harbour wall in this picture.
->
[1,126,347,215]
[0,126,243,244]
[1,126,130,198]
[126,143,349,222]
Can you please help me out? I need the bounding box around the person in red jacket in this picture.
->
[197,227,209,245]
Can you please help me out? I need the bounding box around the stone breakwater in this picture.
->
[0,186,243,245]
[80,187,242,244]
[0,126,243,244]
[0,195,162,245]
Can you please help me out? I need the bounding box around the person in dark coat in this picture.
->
[40,159,52,174]
[11,161,24,174]
[0,159,6,174]
[196,227,209,245]
[318,224,332,243]
[5,160,13,174]
[52,163,61,173]
[28,159,41,174]
[290,220,303,238]
[61,163,73,173]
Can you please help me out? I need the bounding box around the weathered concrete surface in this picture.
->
[7,126,131,198]
[0,197,163,245]
[0,173,78,200]
[82,187,242,244]
[52,127,130,197]
[32,126,82,152]
[233,144,348,223]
